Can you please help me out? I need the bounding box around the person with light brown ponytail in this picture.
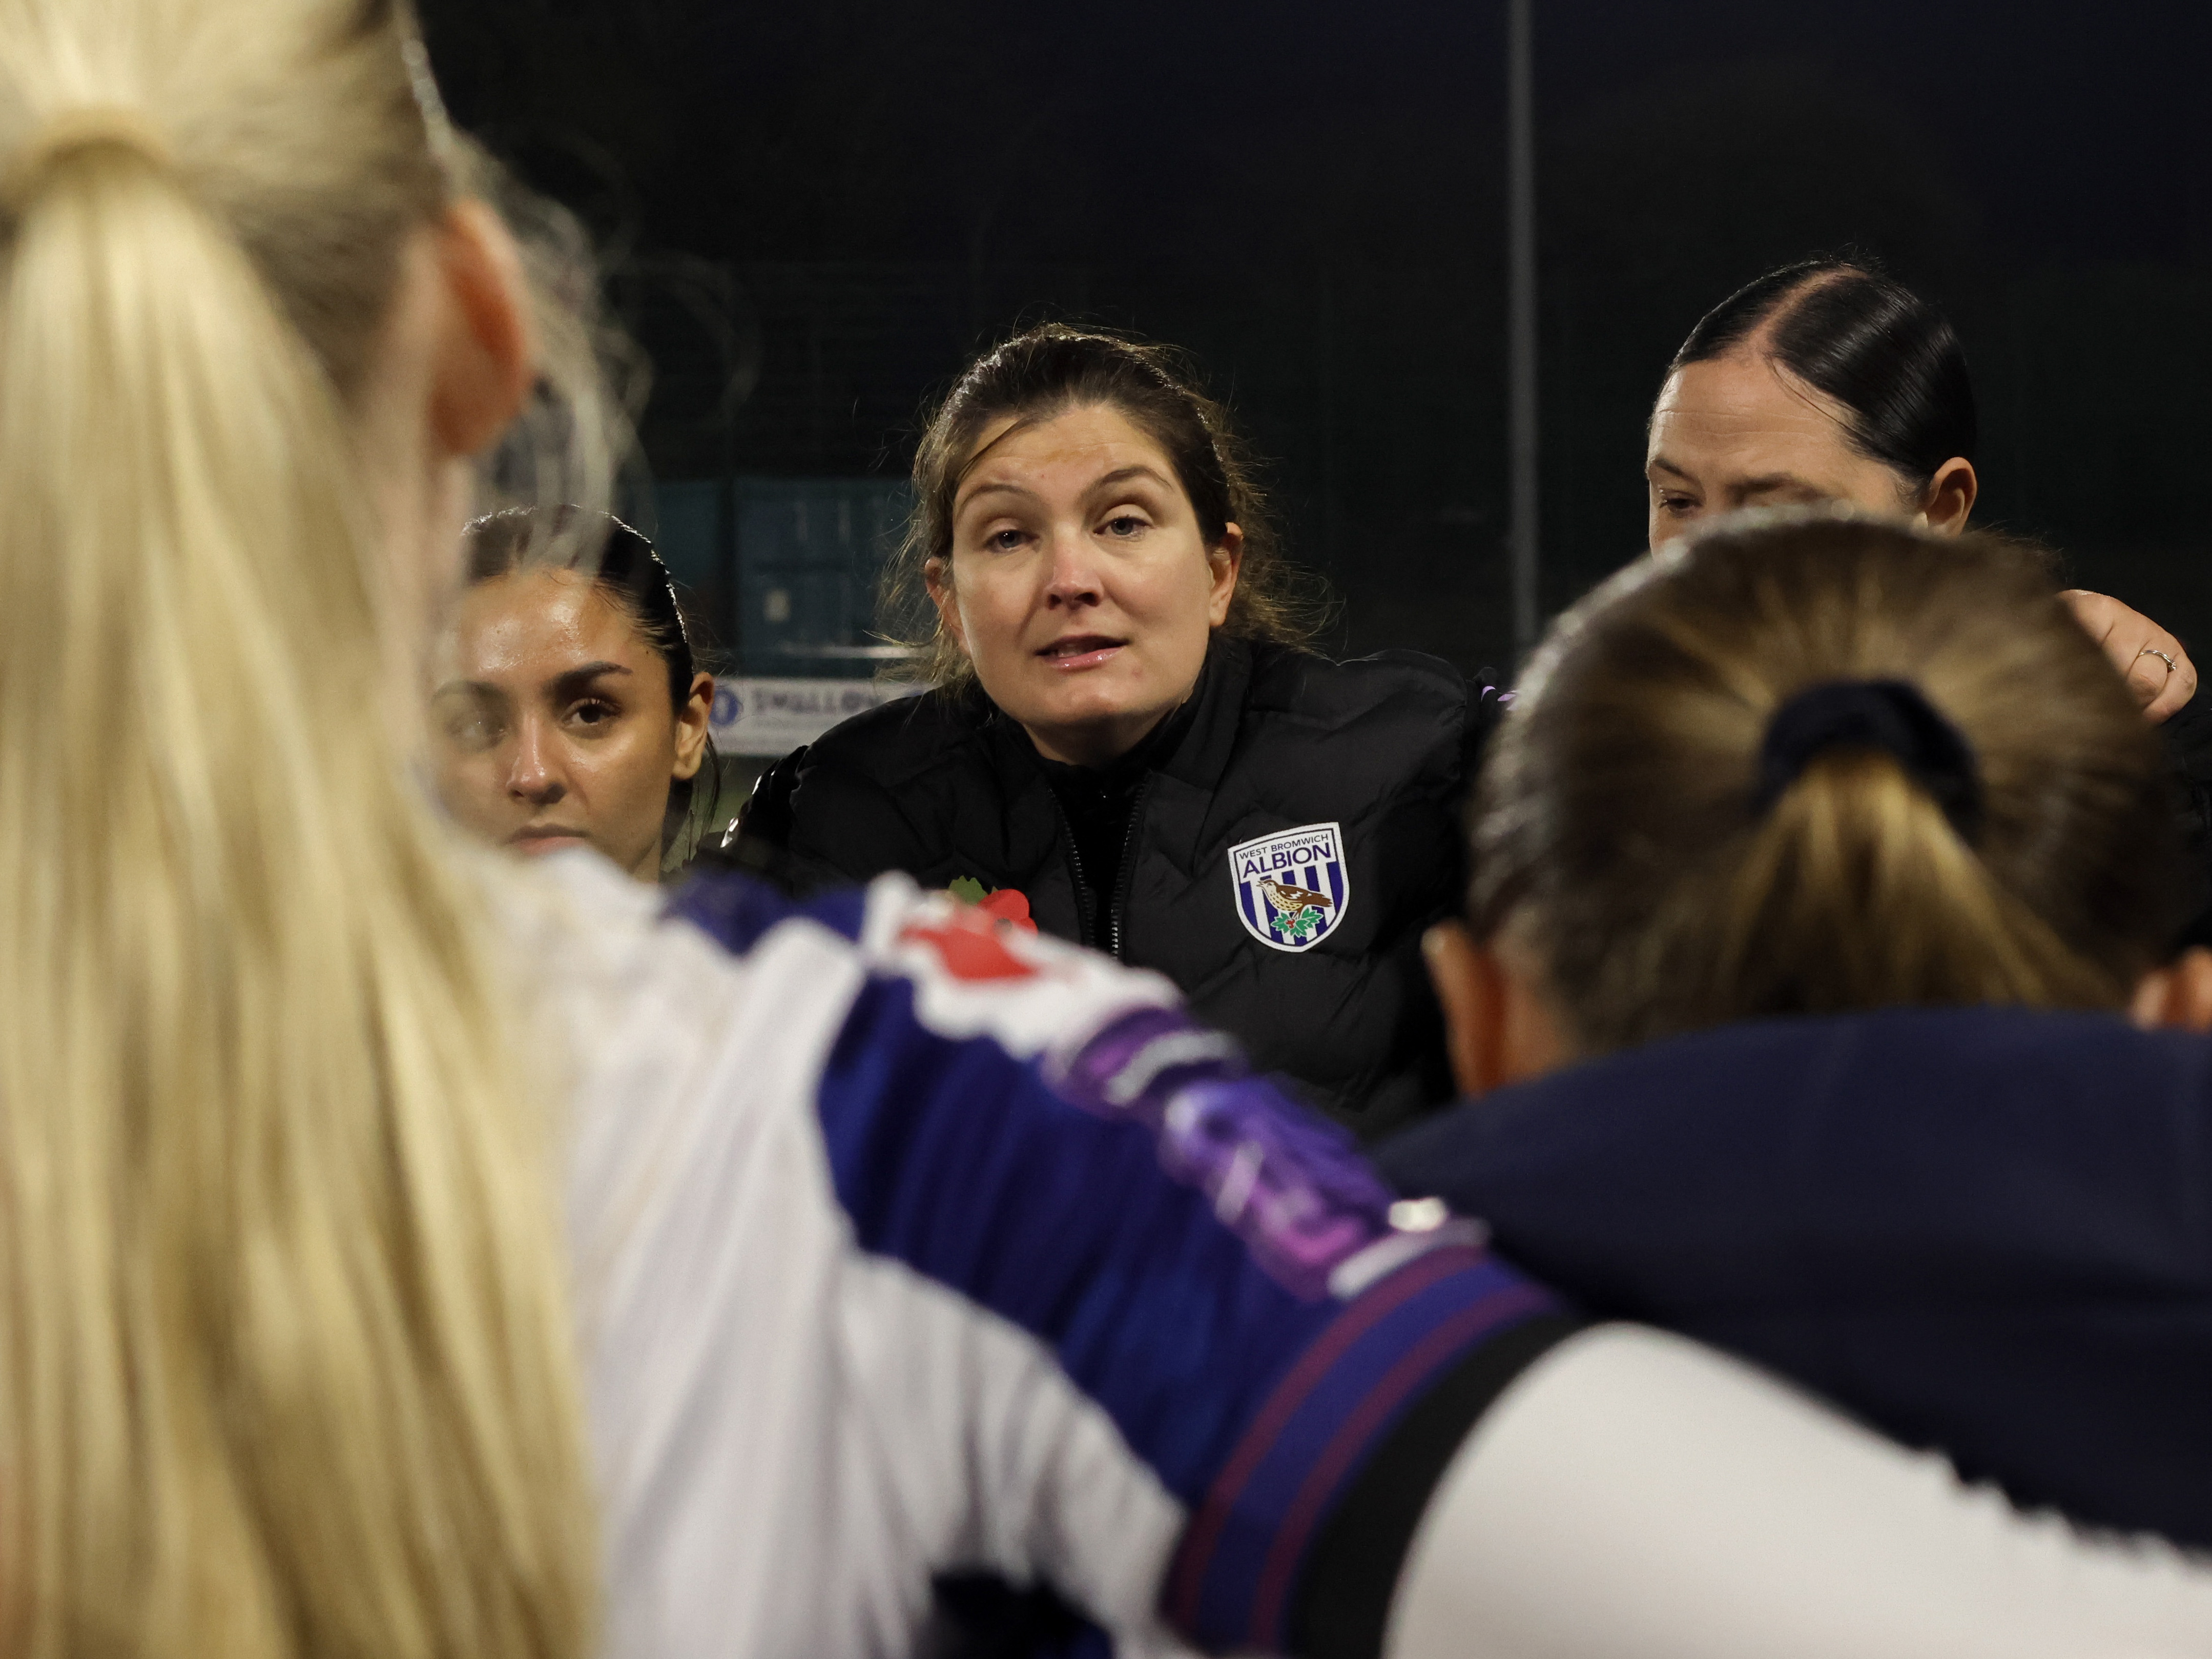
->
[1392,508,2212,1554]
[10,6,2212,1658]
[1641,258,2212,930]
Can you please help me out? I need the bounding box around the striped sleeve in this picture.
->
[671,870,1575,1654]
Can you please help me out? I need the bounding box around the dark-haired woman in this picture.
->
[432,508,722,882]
[1646,258,2199,719]
[748,325,1492,1136]
[1642,259,2212,921]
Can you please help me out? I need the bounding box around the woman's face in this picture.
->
[430,567,711,881]
[1644,351,1973,546]
[931,403,1242,768]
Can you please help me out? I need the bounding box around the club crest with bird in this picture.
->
[1227,822,1352,952]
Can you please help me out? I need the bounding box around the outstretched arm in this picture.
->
[1390,1324,2212,1659]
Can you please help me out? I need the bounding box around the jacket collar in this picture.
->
[973,632,1254,796]
[1159,635,1251,793]
[1383,1001,2193,1201]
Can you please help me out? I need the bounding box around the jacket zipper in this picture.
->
[1052,776,1152,960]
[1060,817,1097,950]
[1105,777,1153,962]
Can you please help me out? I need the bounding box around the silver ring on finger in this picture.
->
[2139,646,2178,676]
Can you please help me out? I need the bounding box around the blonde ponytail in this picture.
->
[0,3,595,1656]
[1474,513,2183,1055]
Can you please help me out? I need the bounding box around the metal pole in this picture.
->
[1506,0,1539,660]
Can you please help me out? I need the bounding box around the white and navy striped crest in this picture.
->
[1228,822,1351,953]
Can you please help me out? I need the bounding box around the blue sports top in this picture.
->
[1379,1005,2212,1547]
[526,854,1572,1659]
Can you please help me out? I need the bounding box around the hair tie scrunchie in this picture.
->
[1754,678,1983,839]
[0,106,176,215]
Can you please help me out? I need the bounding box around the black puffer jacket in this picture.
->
[752,638,1496,1137]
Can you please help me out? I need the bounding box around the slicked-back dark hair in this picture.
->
[1670,259,1977,492]
[884,323,1328,687]
[464,506,698,708]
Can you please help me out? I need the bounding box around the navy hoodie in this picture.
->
[1376,1006,2212,1546]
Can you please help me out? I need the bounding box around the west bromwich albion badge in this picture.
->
[1228,822,1351,953]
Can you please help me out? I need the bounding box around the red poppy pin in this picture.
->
[947,876,1039,935]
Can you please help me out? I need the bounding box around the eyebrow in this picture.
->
[548,661,630,700]
[1645,456,1823,497]
[432,678,500,703]
[432,660,631,699]
[956,479,1040,511]
[1090,464,1174,494]
[956,463,1179,515]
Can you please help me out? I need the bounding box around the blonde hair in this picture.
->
[0,3,596,1656]
[1474,513,2184,1054]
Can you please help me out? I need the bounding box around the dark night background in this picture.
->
[420,0,2212,682]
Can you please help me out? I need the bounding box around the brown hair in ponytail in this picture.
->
[1472,512,2184,1055]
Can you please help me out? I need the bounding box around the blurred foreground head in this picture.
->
[1467,513,2185,1060]
[0,2,598,1656]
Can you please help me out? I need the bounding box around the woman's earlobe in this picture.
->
[2131,948,2212,1033]
[1207,523,1245,626]
[671,671,714,782]
[428,200,536,459]
[1921,457,1979,535]
[1424,921,1518,1097]
[1425,919,1575,1097]
[924,557,967,652]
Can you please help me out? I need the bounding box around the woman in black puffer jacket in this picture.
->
[745,325,1501,1138]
